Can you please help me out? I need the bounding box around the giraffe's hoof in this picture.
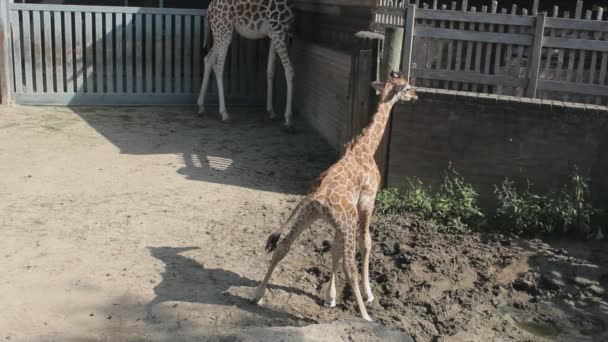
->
[268,111,280,121]
[250,296,263,305]
[221,117,233,124]
[362,314,373,322]
[365,293,375,304]
[283,125,296,134]
[325,298,336,308]
[197,107,206,117]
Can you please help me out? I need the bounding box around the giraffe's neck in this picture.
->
[352,100,395,153]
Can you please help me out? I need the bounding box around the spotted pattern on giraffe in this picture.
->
[250,72,419,322]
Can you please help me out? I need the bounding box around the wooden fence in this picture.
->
[2,3,268,105]
[373,0,608,105]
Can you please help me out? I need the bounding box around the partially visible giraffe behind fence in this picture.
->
[197,0,296,132]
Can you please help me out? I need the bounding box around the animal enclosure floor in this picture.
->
[0,106,340,341]
[1,106,606,342]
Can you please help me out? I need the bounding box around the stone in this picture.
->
[225,319,414,342]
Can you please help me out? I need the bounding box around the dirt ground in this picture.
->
[1,106,607,342]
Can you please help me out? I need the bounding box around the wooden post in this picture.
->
[381,27,404,80]
[0,0,13,104]
[526,12,546,98]
[401,4,416,81]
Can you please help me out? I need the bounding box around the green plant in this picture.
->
[375,166,482,231]
[493,169,598,237]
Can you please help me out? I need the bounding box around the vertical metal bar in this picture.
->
[155,14,162,93]
[174,15,182,93]
[84,12,94,93]
[74,11,83,92]
[32,11,43,92]
[192,15,201,94]
[125,13,133,92]
[145,14,152,93]
[164,14,172,92]
[64,11,73,92]
[183,15,192,93]
[105,12,114,93]
[115,13,123,93]
[53,11,64,92]
[135,14,143,93]
[0,0,12,102]
[10,9,23,94]
[95,12,103,93]
[42,11,53,92]
[22,10,33,93]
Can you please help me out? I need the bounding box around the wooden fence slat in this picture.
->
[503,4,517,95]
[546,17,608,32]
[74,12,83,92]
[155,14,163,93]
[462,6,475,91]
[541,5,559,99]
[453,0,468,90]
[145,14,152,93]
[544,37,608,53]
[404,8,535,26]
[105,12,114,93]
[494,8,507,94]
[174,15,182,93]
[116,13,123,93]
[538,80,608,97]
[125,13,133,93]
[411,68,528,87]
[401,4,416,81]
[95,12,103,93]
[63,12,73,92]
[10,10,23,93]
[443,1,456,89]
[183,15,192,93]
[0,1,10,103]
[43,11,53,92]
[574,11,593,85]
[590,8,604,104]
[526,13,546,98]
[483,1,498,93]
[53,11,64,93]
[32,11,43,93]
[84,12,94,93]
[165,14,172,93]
[135,14,143,93]
[415,27,533,45]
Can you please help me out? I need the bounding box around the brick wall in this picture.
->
[388,89,608,207]
[290,40,352,150]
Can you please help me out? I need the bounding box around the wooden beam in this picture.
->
[526,12,546,98]
[414,27,533,45]
[401,4,416,81]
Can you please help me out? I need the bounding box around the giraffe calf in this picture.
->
[251,72,418,321]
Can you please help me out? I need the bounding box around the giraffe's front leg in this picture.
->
[266,43,278,121]
[325,233,343,308]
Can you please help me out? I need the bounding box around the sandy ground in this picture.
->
[1,105,607,342]
[0,106,339,341]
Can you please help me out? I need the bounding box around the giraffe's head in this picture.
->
[372,71,418,104]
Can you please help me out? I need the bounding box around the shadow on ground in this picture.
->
[69,106,337,194]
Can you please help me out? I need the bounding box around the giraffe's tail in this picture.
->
[264,198,318,253]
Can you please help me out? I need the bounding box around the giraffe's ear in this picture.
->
[371,81,384,91]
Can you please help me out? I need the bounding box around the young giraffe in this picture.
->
[197,0,296,132]
[251,72,418,321]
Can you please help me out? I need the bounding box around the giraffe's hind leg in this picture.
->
[197,49,217,116]
[266,42,278,120]
[269,32,295,133]
[325,232,343,308]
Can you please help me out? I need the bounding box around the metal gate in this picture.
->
[4,3,268,105]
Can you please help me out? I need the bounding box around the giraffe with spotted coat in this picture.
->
[251,72,418,321]
[197,0,296,132]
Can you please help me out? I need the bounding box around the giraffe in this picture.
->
[250,71,418,321]
[197,0,296,132]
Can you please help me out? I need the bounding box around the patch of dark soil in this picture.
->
[302,213,608,341]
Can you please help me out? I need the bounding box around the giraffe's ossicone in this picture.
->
[251,72,418,322]
[197,0,296,133]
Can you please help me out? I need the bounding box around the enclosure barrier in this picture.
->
[373,0,608,105]
[2,3,268,105]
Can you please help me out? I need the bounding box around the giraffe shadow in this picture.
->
[145,246,320,324]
